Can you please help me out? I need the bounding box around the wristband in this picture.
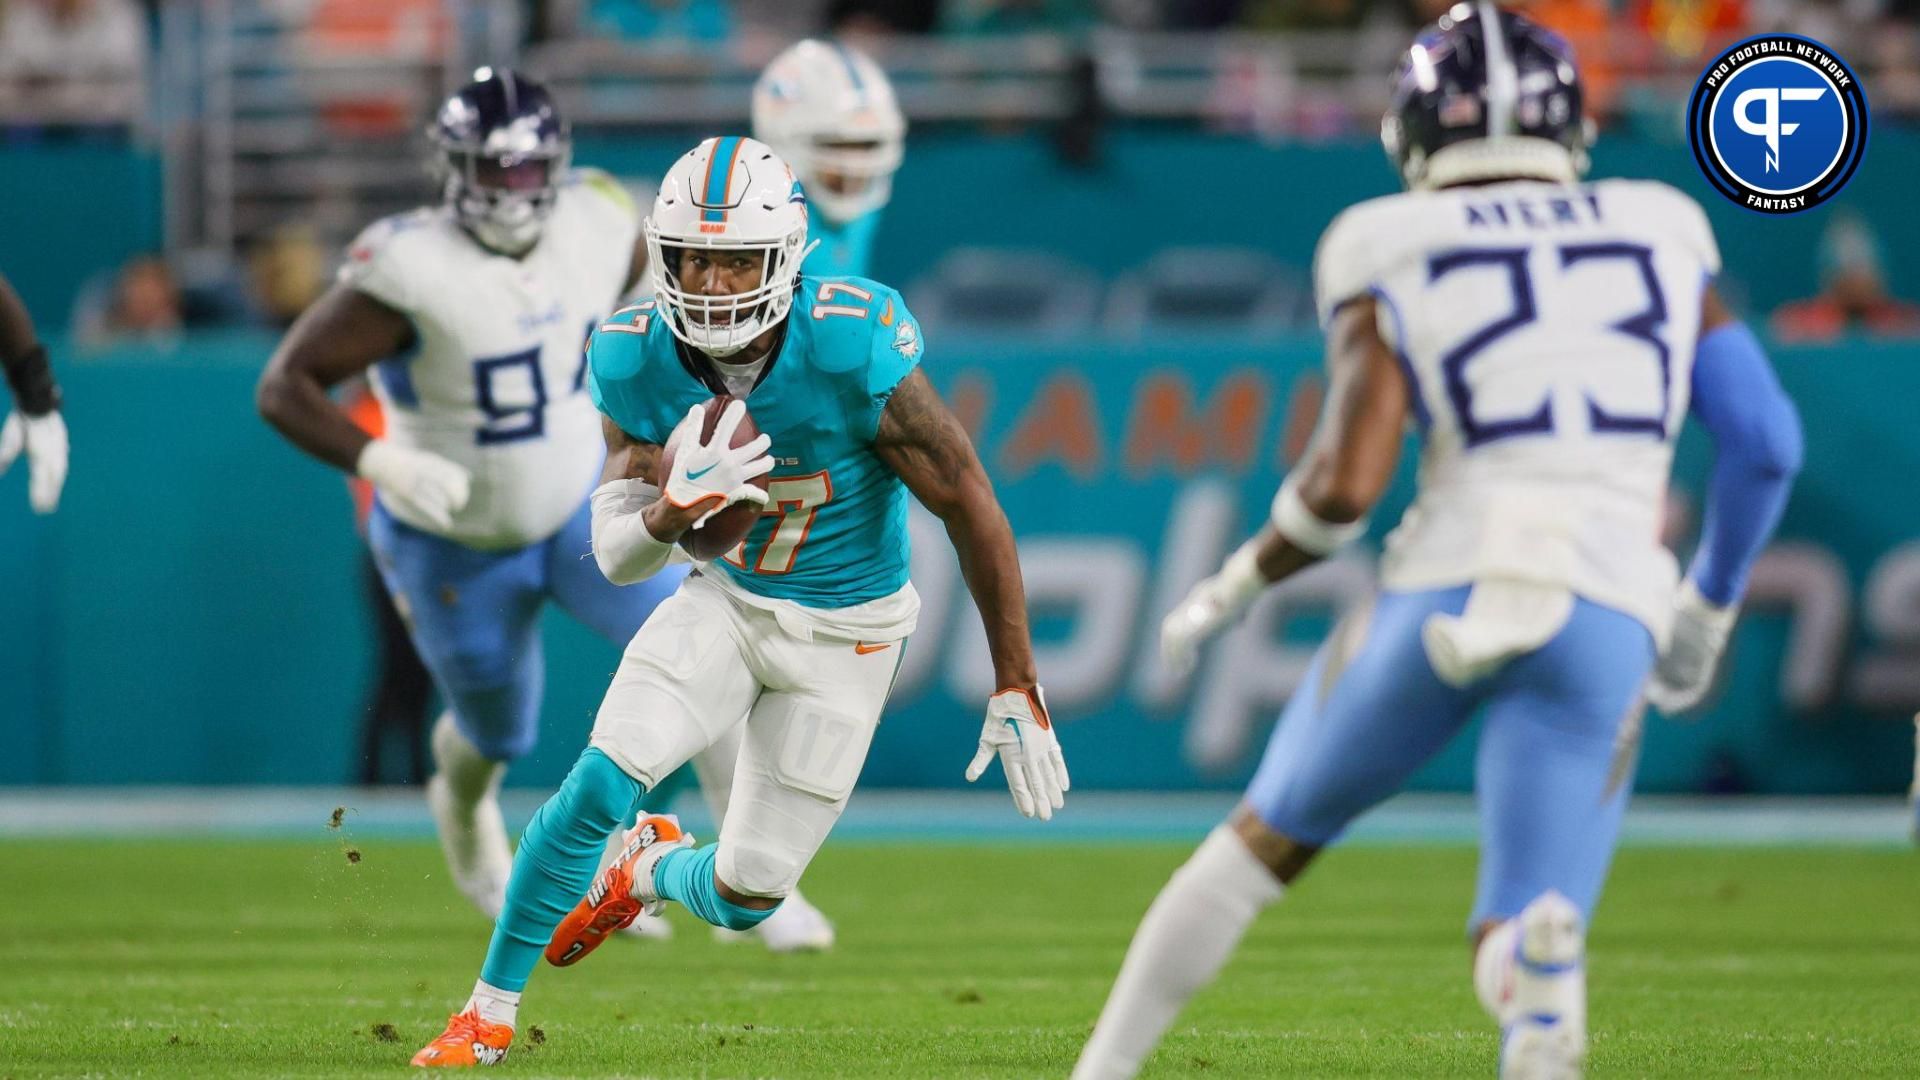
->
[1269,477,1368,556]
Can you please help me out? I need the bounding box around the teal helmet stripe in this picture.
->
[700,135,744,223]
[829,41,866,99]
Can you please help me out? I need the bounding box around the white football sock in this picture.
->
[465,979,520,1028]
[427,712,512,918]
[1072,826,1285,1080]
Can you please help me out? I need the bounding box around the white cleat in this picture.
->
[426,773,512,919]
[621,910,674,941]
[1498,891,1587,1080]
[711,889,835,953]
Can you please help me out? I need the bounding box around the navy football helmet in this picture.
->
[1381,2,1592,190]
[431,67,571,256]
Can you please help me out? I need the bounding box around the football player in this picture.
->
[409,135,1067,1066]
[753,38,904,278]
[0,269,68,513]
[256,70,832,950]
[1073,7,1801,1079]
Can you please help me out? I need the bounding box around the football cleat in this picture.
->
[409,1007,513,1068]
[546,814,691,967]
[711,889,836,952]
[1497,891,1587,1080]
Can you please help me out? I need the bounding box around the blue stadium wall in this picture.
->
[0,332,1912,794]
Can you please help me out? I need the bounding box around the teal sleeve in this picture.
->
[587,362,608,414]
[862,291,924,437]
[585,320,663,442]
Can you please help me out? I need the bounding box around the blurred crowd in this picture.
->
[7,0,1920,115]
[6,0,1920,348]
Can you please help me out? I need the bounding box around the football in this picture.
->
[658,394,768,561]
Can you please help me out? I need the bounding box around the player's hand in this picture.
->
[661,399,773,519]
[966,687,1069,821]
[1646,580,1738,714]
[0,408,68,514]
[356,439,471,532]
[1160,547,1267,677]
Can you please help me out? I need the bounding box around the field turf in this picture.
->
[2,837,1916,1077]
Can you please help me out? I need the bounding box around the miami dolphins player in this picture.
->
[409,135,1068,1066]
[256,71,832,950]
[752,38,903,278]
[1073,7,1801,1079]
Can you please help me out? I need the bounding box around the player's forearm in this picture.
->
[1691,441,1799,606]
[592,479,686,585]
[255,365,372,473]
[1685,321,1804,606]
[0,275,58,415]
[1248,523,1321,585]
[943,489,1039,688]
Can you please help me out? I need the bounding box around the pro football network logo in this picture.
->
[1688,35,1868,214]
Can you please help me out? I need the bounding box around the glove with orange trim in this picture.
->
[661,399,773,520]
[966,687,1069,821]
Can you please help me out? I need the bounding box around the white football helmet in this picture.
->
[752,39,905,226]
[647,136,815,357]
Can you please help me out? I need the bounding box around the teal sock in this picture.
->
[653,845,781,931]
[478,748,643,992]
[634,764,694,816]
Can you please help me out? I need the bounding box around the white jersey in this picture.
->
[341,168,641,550]
[1314,178,1721,640]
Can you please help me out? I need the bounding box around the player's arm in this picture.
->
[1161,297,1408,674]
[874,367,1035,686]
[1647,285,1803,713]
[255,282,471,530]
[0,270,68,513]
[873,368,1069,820]
[588,408,770,585]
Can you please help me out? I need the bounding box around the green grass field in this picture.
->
[3,837,1917,1078]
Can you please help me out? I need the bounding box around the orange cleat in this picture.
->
[546,814,692,968]
[409,1007,513,1068]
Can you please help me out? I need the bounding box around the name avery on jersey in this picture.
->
[1461,191,1604,229]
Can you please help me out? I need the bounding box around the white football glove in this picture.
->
[1160,543,1267,677]
[356,439,471,532]
[0,409,68,514]
[1645,579,1739,714]
[661,399,773,518]
[966,687,1070,821]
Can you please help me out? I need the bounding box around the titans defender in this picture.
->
[410,136,1068,1066]
[256,71,832,948]
[753,38,903,278]
[1074,7,1800,1079]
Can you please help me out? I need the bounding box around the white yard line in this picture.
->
[0,788,1906,845]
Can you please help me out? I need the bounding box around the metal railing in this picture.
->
[155,17,1900,258]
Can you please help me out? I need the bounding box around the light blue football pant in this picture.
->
[1243,585,1654,929]
[367,496,691,762]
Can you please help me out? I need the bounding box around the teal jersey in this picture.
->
[801,210,882,278]
[588,276,924,608]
